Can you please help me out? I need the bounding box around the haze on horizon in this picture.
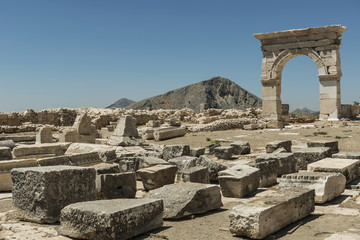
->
[1,0,359,113]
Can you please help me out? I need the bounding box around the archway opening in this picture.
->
[281,55,320,121]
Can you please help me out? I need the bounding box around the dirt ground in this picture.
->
[1,123,360,239]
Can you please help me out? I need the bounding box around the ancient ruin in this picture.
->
[254,25,347,127]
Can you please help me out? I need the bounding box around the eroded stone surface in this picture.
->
[137,165,177,190]
[58,198,163,240]
[146,182,223,219]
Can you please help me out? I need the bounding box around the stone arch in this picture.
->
[269,49,328,80]
[254,25,347,127]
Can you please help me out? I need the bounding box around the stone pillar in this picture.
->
[36,126,53,144]
[319,75,341,121]
[261,79,283,127]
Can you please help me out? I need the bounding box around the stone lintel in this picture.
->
[318,74,342,80]
[254,25,347,40]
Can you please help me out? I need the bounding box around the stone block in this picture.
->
[256,153,297,177]
[206,143,221,155]
[11,166,96,223]
[214,146,234,160]
[92,163,120,174]
[112,115,138,138]
[307,158,360,183]
[137,165,177,190]
[0,147,12,160]
[333,152,360,159]
[293,147,331,170]
[96,172,136,199]
[146,120,162,127]
[59,198,163,240]
[35,126,52,144]
[36,155,71,166]
[59,129,79,143]
[230,141,250,155]
[138,156,168,169]
[229,188,315,239]
[265,140,292,153]
[218,165,260,198]
[73,113,92,135]
[146,182,222,219]
[12,143,71,158]
[163,144,190,161]
[196,155,227,182]
[168,156,198,170]
[279,172,346,203]
[190,147,206,157]
[118,157,140,172]
[65,143,116,162]
[0,139,16,149]
[0,159,37,191]
[154,127,186,141]
[243,124,258,130]
[180,166,210,184]
[307,140,339,154]
[253,158,278,187]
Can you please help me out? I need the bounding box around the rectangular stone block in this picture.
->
[163,144,190,161]
[0,159,37,191]
[307,140,339,154]
[96,172,136,199]
[293,147,331,170]
[253,159,278,187]
[59,198,163,240]
[36,155,71,166]
[11,166,96,223]
[65,143,116,162]
[0,146,12,160]
[265,140,292,153]
[229,188,315,239]
[307,158,360,183]
[218,165,260,198]
[12,143,71,158]
[230,141,251,155]
[256,153,297,177]
[214,146,234,160]
[180,166,210,184]
[279,172,346,203]
[332,152,360,159]
[137,165,177,190]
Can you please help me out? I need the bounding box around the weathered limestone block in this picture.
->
[92,163,120,174]
[218,165,260,198]
[332,152,360,159]
[0,139,16,149]
[168,156,198,170]
[190,147,206,157]
[265,140,292,153]
[307,140,339,154]
[0,159,37,191]
[279,172,346,203]
[0,135,35,143]
[307,158,360,183]
[229,188,315,239]
[293,147,332,170]
[59,128,79,143]
[256,153,297,177]
[196,155,227,182]
[180,166,210,184]
[65,143,116,162]
[243,124,258,130]
[253,158,278,187]
[73,113,92,135]
[68,152,102,166]
[231,141,251,155]
[96,172,136,199]
[146,120,162,127]
[59,198,163,240]
[153,127,186,141]
[138,156,169,169]
[137,165,177,191]
[0,147,12,160]
[206,143,221,155]
[146,182,223,219]
[11,166,96,223]
[214,146,234,160]
[163,144,190,161]
[108,115,140,146]
[13,143,71,158]
[37,155,71,166]
[118,157,140,172]
[35,126,52,144]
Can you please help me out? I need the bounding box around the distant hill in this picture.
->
[124,77,262,112]
[106,98,135,108]
[291,107,320,116]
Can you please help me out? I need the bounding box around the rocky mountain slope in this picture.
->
[122,77,261,112]
[291,107,319,116]
[106,98,135,108]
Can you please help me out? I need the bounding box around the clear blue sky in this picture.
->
[1,0,359,112]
